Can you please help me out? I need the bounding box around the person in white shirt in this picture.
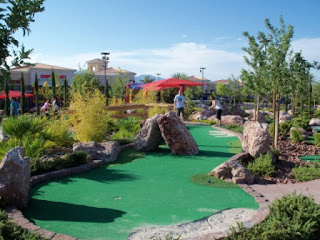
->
[209,96,223,126]
[174,89,188,121]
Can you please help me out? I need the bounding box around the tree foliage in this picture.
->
[110,72,128,99]
[172,72,189,80]
[71,70,100,93]
[141,75,155,83]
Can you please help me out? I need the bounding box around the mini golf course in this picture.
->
[23,125,259,240]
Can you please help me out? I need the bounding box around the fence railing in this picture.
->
[60,103,174,120]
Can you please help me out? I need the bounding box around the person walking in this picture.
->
[9,97,18,116]
[174,89,187,121]
[209,96,223,126]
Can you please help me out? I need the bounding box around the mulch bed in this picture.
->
[256,137,320,184]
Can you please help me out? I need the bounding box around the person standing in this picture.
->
[10,97,18,116]
[174,89,187,121]
[209,96,223,126]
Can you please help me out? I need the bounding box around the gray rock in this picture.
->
[73,141,120,163]
[134,114,164,151]
[210,153,254,184]
[290,127,309,140]
[279,111,292,121]
[229,105,246,117]
[242,121,271,158]
[309,118,320,126]
[0,147,30,208]
[157,111,199,155]
[0,127,9,142]
[209,115,244,125]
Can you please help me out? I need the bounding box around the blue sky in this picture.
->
[14,0,320,80]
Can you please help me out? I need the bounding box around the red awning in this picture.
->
[0,90,34,99]
[140,78,204,90]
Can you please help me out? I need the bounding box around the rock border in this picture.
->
[5,143,132,240]
[5,127,272,240]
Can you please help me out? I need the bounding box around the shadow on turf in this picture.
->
[24,199,126,223]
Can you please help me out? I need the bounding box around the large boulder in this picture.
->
[290,127,309,140]
[0,147,30,208]
[135,114,164,151]
[279,111,292,122]
[157,112,199,155]
[309,118,320,126]
[210,153,254,184]
[188,110,215,121]
[229,105,246,117]
[246,111,267,123]
[208,115,244,125]
[242,121,271,158]
[73,141,120,163]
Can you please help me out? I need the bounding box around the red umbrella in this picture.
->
[140,78,204,90]
[0,90,34,99]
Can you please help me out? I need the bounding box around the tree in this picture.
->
[64,77,69,109]
[20,72,25,114]
[110,72,128,99]
[172,72,189,80]
[34,73,40,115]
[71,70,100,94]
[51,69,56,97]
[0,0,45,83]
[216,83,229,96]
[141,75,155,83]
[228,75,242,105]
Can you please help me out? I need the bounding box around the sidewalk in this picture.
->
[250,179,320,204]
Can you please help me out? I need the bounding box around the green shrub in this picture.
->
[0,210,45,240]
[154,235,181,240]
[41,119,74,147]
[313,133,320,147]
[248,153,275,177]
[31,151,88,176]
[191,119,216,125]
[111,117,141,143]
[292,117,310,130]
[2,115,45,141]
[279,121,293,135]
[224,192,320,240]
[268,122,274,137]
[265,114,273,124]
[292,162,320,181]
[291,129,303,143]
[314,110,320,118]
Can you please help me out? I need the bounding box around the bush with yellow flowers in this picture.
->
[69,88,109,142]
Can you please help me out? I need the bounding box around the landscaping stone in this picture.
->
[134,114,164,151]
[279,111,292,122]
[0,147,30,208]
[0,127,9,142]
[309,118,320,126]
[188,110,216,120]
[209,115,244,125]
[157,111,199,155]
[73,141,120,163]
[242,121,271,158]
[209,152,254,184]
[229,105,246,117]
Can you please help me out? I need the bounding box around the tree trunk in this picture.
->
[292,95,295,115]
[285,95,288,112]
[272,91,276,148]
[257,96,260,122]
[275,93,280,147]
[254,94,257,121]
[300,94,303,116]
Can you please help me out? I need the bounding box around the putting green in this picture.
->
[23,125,258,240]
[299,155,320,163]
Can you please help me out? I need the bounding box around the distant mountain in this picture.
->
[135,74,163,83]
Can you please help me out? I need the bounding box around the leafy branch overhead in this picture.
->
[0,0,45,75]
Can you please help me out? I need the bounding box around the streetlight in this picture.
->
[101,52,110,105]
[200,67,206,94]
[156,73,161,81]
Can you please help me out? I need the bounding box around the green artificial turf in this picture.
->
[299,155,320,163]
[190,173,239,188]
[23,125,258,240]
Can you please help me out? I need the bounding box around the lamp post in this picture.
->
[101,52,110,105]
[156,73,161,81]
[200,67,206,94]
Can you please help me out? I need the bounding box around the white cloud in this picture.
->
[292,38,320,62]
[30,42,246,80]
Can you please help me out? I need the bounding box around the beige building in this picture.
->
[188,75,211,93]
[9,63,76,91]
[86,58,136,85]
